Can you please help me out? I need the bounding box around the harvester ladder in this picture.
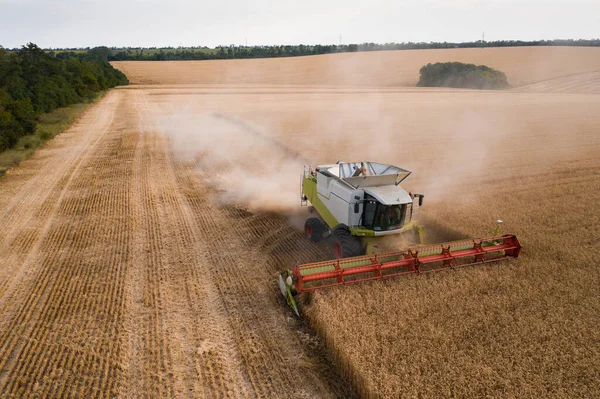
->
[300,166,310,207]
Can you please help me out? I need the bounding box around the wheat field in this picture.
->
[0,47,598,397]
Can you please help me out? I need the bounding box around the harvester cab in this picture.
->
[300,161,425,258]
[280,161,522,316]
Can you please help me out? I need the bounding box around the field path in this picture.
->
[0,89,355,398]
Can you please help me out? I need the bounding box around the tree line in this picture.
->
[38,38,600,61]
[0,43,128,152]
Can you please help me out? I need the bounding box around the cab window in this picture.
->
[361,195,406,231]
[373,204,405,231]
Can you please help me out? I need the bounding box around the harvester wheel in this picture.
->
[304,218,324,242]
[330,228,362,259]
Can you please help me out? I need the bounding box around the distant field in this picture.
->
[0,47,598,398]
[112,46,600,87]
[514,70,600,93]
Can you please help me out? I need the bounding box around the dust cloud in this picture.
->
[158,94,518,225]
[156,79,579,229]
[160,111,308,216]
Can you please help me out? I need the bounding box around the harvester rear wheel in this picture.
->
[330,228,362,259]
[304,218,324,242]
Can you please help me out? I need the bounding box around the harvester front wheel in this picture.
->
[304,218,324,242]
[330,228,362,259]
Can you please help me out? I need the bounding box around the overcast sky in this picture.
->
[1,0,598,49]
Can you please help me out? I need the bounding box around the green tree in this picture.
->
[417,62,509,90]
[0,42,128,152]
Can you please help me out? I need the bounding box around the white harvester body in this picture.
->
[302,161,423,242]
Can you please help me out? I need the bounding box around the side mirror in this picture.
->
[354,201,360,213]
[419,195,424,207]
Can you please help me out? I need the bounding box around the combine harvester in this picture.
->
[279,161,521,315]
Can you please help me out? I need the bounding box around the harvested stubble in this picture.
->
[0,90,356,398]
